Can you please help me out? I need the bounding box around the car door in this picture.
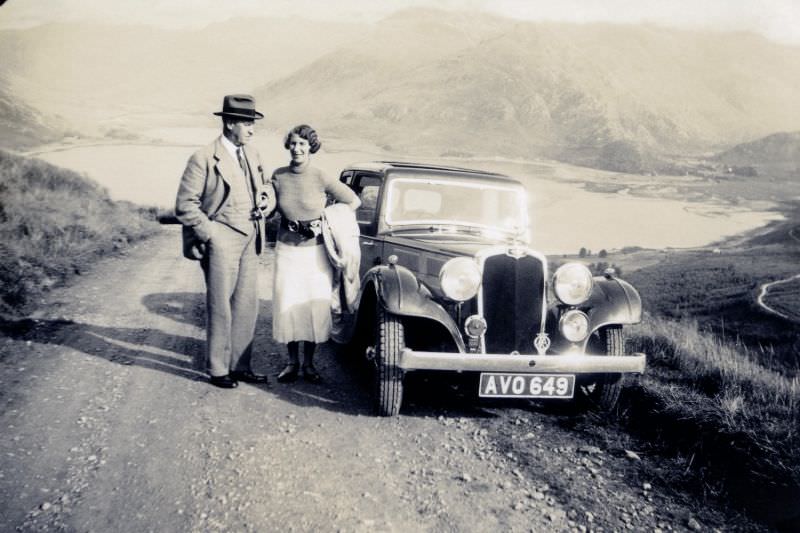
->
[341,171,385,279]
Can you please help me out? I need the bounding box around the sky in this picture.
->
[0,0,798,45]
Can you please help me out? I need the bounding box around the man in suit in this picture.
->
[175,94,276,388]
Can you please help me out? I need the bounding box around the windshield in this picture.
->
[384,174,529,239]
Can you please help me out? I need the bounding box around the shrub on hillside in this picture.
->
[0,149,160,314]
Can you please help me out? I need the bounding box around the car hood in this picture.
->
[383,232,518,258]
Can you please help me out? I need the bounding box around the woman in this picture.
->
[271,124,360,383]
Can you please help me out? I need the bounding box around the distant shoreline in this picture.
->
[21,134,787,211]
[23,134,787,254]
[22,138,199,158]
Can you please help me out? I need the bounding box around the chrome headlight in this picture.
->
[439,257,481,301]
[560,310,590,342]
[553,263,594,305]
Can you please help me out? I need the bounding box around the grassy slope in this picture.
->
[0,149,161,315]
[607,210,800,529]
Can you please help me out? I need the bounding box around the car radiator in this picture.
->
[480,253,545,354]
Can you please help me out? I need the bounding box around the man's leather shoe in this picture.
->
[230,370,269,384]
[276,363,299,383]
[209,374,238,388]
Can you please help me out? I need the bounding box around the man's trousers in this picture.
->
[201,222,259,377]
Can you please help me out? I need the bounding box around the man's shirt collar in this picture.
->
[220,135,241,162]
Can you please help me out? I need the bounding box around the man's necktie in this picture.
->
[237,147,248,177]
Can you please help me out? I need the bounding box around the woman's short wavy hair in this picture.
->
[284,124,321,154]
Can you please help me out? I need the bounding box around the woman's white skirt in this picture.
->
[272,241,333,343]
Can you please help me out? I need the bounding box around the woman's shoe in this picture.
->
[277,363,299,383]
[209,374,238,389]
[301,365,322,384]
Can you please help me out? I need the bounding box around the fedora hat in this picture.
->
[213,94,264,120]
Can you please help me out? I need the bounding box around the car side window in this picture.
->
[358,186,380,222]
[351,174,383,232]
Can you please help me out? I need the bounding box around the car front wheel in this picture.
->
[374,305,405,416]
[579,325,625,412]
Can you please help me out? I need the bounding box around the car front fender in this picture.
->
[546,276,642,353]
[364,264,466,353]
[586,276,643,331]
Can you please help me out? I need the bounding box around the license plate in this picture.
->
[478,373,575,399]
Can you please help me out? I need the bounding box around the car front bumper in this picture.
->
[398,349,646,374]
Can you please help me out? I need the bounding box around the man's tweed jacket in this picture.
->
[175,137,274,259]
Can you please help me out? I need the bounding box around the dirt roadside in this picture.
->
[0,227,761,532]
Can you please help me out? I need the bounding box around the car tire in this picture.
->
[375,305,405,417]
[579,325,624,412]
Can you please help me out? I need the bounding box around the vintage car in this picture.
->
[331,161,646,416]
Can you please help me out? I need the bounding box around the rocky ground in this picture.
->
[0,227,763,532]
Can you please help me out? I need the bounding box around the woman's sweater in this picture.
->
[272,162,357,246]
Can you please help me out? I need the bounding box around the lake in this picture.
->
[29,127,783,255]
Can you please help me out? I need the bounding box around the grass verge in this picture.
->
[621,314,800,530]
[569,211,800,529]
[0,149,161,315]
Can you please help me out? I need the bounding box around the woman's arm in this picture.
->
[344,195,361,211]
[324,172,361,210]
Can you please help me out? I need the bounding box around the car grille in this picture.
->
[481,253,545,354]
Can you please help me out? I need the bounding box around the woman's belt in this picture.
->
[281,217,322,240]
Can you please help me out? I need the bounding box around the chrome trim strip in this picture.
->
[398,349,647,374]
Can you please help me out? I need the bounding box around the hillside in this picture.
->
[0,18,357,135]
[255,11,800,171]
[0,73,65,148]
[714,131,800,179]
[0,150,160,314]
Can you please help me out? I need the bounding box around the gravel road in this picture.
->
[0,227,748,532]
[755,226,800,323]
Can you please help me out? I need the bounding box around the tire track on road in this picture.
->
[757,274,800,322]
[790,226,800,244]
[755,226,800,322]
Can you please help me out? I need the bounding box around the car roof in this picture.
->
[343,161,522,185]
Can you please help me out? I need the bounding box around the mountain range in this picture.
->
[255,9,800,170]
[0,17,356,131]
[1,9,799,172]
